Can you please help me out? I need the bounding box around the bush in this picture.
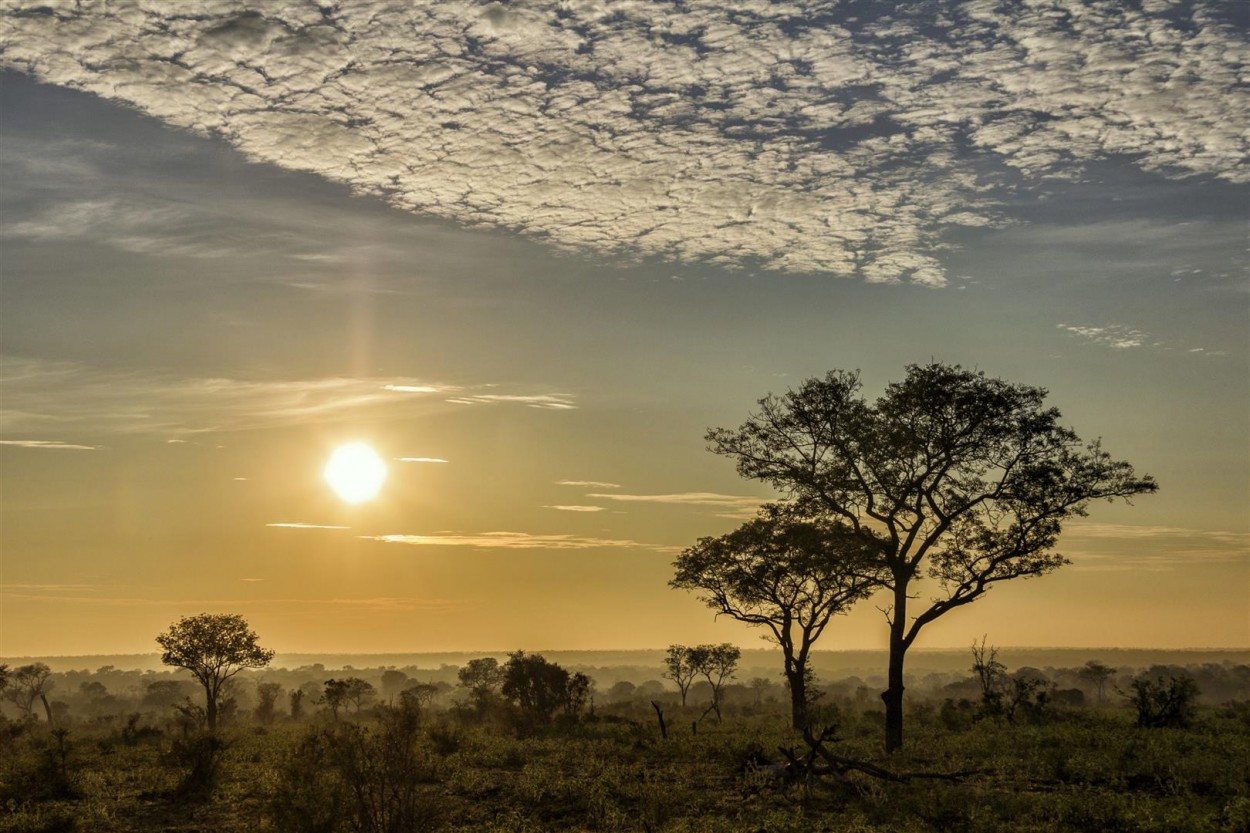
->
[1125,673,1199,728]
[269,704,440,833]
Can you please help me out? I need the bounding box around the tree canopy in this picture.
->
[707,362,1156,751]
[156,613,274,732]
[672,505,883,728]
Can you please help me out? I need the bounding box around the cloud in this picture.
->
[267,523,351,530]
[1056,323,1226,354]
[1063,522,1249,571]
[1057,323,1150,349]
[397,457,448,463]
[446,394,577,410]
[362,531,664,551]
[586,492,766,511]
[0,439,98,450]
[1,589,462,611]
[2,1,1241,287]
[544,505,607,513]
[557,480,620,489]
[0,356,572,436]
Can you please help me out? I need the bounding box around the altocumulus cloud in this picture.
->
[1,1,1243,287]
[0,357,571,436]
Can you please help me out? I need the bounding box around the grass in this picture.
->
[2,702,1248,832]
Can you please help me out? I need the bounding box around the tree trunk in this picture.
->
[206,688,218,733]
[883,587,908,754]
[40,693,55,727]
[786,664,807,731]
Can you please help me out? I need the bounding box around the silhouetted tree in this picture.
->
[662,645,699,707]
[687,643,740,722]
[323,678,375,719]
[289,689,306,722]
[673,506,883,729]
[156,613,275,732]
[457,657,503,709]
[1079,660,1116,705]
[3,662,54,723]
[500,651,588,724]
[255,682,284,725]
[1125,673,1199,728]
[707,362,1157,752]
[380,669,409,700]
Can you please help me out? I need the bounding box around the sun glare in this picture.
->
[324,442,388,504]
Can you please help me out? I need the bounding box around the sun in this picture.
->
[323,442,388,504]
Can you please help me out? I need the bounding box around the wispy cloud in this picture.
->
[1,583,97,593]
[446,394,577,410]
[1,590,463,612]
[1065,523,1249,548]
[544,505,606,513]
[1057,324,1150,350]
[0,357,573,435]
[557,480,620,489]
[3,2,1241,286]
[587,492,765,510]
[1056,323,1226,355]
[267,523,352,530]
[1063,522,1249,571]
[362,531,664,551]
[397,457,448,463]
[0,439,98,450]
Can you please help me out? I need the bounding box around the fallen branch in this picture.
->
[801,726,985,784]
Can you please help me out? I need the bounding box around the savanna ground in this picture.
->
[4,697,1249,833]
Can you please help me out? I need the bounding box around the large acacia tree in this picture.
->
[707,363,1156,752]
[673,505,885,729]
[156,613,274,732]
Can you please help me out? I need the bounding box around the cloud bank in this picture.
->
[2,0,1243,288]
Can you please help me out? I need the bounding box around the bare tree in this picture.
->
[708,363,1157,752]
[156,613,274,732]
[672,506,883,729]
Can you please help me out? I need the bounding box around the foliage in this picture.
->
[661,646,699,707]
[1078,660,1116,705]
[685,644,741,723]
[970,638,1050,724]
[2,664,55,725]
[499,652,590,727]
[673,505,882,729]
[269,705,439,833]
[155,613,274,732]
[323,678,377,720]
[1125,673,1200,729]
[706,362,1158,751]
[255,683,283,725]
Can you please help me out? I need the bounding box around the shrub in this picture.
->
[1125,673,1199,728]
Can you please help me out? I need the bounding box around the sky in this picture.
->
[1,0,1247,658]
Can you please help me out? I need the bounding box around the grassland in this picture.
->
[3,696,1248,833]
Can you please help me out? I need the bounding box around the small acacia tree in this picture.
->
[708,363,1156,751]
[2,662,55,724]
[689,643,740,722]
[662,645,699,707]
[1079,660,1116,705]
[673,505,884,729]
[156,613,274,732]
